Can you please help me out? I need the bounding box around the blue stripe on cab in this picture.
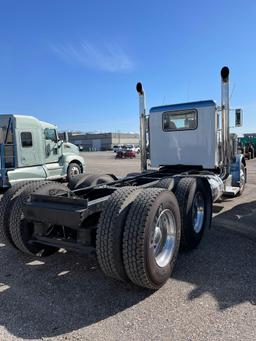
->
[150,100,216,113]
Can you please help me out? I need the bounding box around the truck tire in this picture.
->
[123,188,181,290]
[70,174,116,191]
[67,162,82,182]
[238,164,246,196]
[174,177,212,250]
[125,172,141,178]
[0,181,34,247]
[9,181,69,256]
[68,173,92,190]
[96,187,142,281]
[154,177,174,190]
[153,177,184,194]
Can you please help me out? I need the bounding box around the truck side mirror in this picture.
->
[235,109,243,127]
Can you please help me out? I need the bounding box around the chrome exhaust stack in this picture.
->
[221,66,230,176]
[136,82,147,172]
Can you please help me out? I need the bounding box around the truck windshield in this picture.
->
[45,128,57,142]
[163,109,197,131]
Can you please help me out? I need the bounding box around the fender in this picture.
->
[205,175,224,202]
[62,154,86,174]
[230,154,247,187]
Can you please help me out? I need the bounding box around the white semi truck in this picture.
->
[0,67,246,290]
[0,115,86,189]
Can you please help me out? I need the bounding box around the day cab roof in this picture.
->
[0,114,57,130]
[149,100,216,113]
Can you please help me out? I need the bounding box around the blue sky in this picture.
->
[0,0,255,134]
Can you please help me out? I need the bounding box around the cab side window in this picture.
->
[21,132,33,148]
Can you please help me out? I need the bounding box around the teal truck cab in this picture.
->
[0,114,86,188]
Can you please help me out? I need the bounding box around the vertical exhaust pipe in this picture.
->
[136,82,147,172]
[221,66,230,176]
[64,131,69,142]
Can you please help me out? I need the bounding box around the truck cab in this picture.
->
[137,66,246,198]
[149,100,218,169]
[0,114,86,188]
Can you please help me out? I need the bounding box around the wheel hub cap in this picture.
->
[192,192,205,233]
[240,168,245,190]
[70,166,79,177]
[153,209,177,268]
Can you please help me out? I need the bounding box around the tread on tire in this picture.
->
[9,181,69,256]
[96,187,143,281]
[123,188,181,290]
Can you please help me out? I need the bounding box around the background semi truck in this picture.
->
[238,136,256,159]
[0,66,246,290]
[0,114,86,188]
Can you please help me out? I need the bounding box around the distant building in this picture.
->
[244,133,256,139]
[59,132,140,151]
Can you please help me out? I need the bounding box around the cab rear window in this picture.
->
[163,110,197,131]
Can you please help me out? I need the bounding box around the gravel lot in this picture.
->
[83,151,141,177]
[0,151,255,341]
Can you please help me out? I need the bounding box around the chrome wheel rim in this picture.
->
[192,192,205,233]
[153,209,177,268]
[70,166,80,178]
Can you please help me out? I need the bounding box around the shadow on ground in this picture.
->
[173,200,256,309]
[0,201,255,338]
[0,248,151,339]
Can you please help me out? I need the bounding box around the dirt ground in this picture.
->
[82,150,141,177]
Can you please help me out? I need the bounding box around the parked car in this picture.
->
[126,144,140,154]
[113,145,126,152]
[135,145,140,153]
[113,144,128,152]
[112,145,120,152]
[115,145,136,158]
